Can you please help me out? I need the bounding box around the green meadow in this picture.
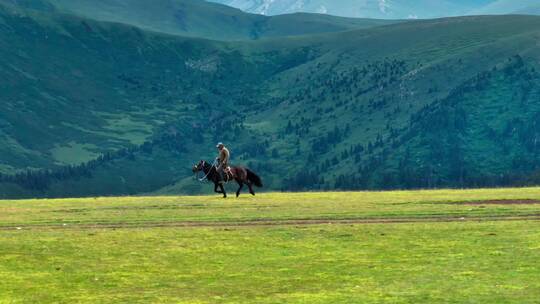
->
[1,188,540,303]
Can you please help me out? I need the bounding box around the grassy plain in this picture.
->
[1,188,540,303]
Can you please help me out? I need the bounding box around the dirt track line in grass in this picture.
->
[445,199,540,205]
[1,214,540,230]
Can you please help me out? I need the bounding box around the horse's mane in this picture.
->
[202,160,214,171]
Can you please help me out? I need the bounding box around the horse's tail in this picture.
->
[246,169,263,187]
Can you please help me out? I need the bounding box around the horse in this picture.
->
[192,160,263,198]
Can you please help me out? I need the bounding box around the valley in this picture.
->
[1,1,540,197]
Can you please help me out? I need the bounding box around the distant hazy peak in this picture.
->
[207,0,540,19]
[471,0,540,15]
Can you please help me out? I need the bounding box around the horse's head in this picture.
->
[192,160,205,173]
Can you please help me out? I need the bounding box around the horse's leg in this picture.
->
[214,183,224,194]
[220,183,227,198]
[236,181,244,198]
[247,182,255,196]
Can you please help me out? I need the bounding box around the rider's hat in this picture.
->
[216,142,224,148]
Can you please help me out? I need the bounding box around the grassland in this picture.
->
[1,188,540,303]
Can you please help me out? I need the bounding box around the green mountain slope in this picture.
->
[0,3,259,168]
[0,1,293,197]
[1,0,401,40]
[357,57,540,189]
[0,3,539,197]
[238,15,540,190]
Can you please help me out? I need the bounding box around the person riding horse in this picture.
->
[216,142,230,183]
[192,142,263,198]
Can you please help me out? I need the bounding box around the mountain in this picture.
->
[472,0,540,15]
[208,0,496,19]
[0,0,401,40]
[516,6,540,15]
[1,1,540,197]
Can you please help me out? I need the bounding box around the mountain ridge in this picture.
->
[209,0,540,19]
[472,0,540,15]
[0,0,402,40]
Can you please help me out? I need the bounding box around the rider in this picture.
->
[215,142,230,183]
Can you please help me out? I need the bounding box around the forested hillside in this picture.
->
[1,1,540,198]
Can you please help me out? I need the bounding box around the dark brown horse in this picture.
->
[192,160,263,198]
